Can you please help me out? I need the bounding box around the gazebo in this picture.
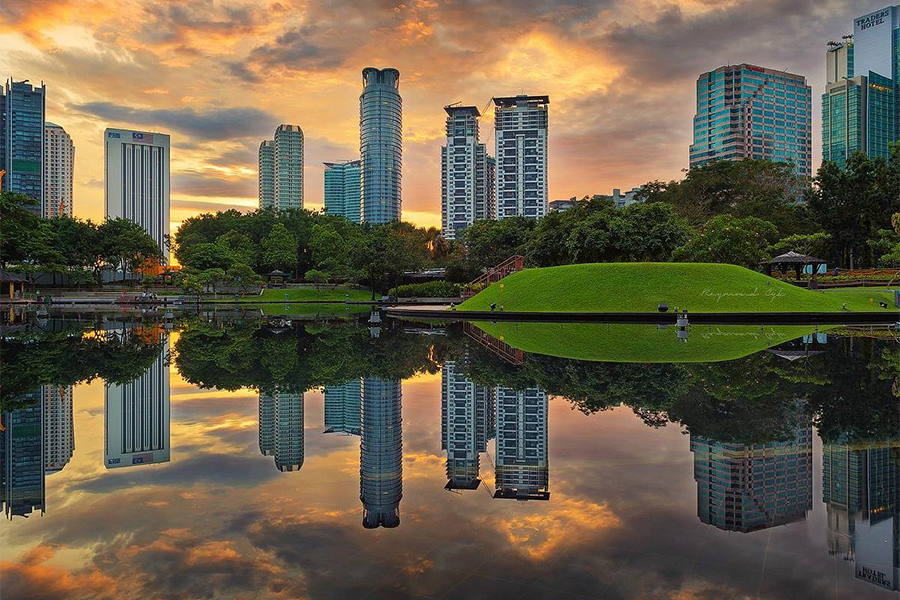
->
[0,270,27,299]
[267,269,288,287]
[761,252,827,284]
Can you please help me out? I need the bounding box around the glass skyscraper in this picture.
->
[324,379,361,436]
[690,64,813,177]
[441,106,495,240]
[360,378,402,528]
[493,95,550,219]
[323,160,362,223]
[360,68,402,224]
[258,390,305,472]
[822,6,900,168]
[1,79,46,214]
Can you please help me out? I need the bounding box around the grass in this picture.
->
[457,263,898,314]
[256,302,370,317]
[473,322,823,363]
[254,286,371,303]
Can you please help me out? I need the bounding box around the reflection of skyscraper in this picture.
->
[441,361,493,490]
[493,387,549,500]
[43,385,73,474]
[823,440,900,591]
[360,378,402,528]
[1,390,45,518]
[324,380,361,436]
[104,331,170,469]
[690,426,813,532]
[258,391,305,472]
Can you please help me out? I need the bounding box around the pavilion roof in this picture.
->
[762,251,827,265]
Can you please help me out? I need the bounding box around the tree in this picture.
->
[767,232,832,259]
[227,263,263,292]
[305,269,328,291]
[100,218,162,282]
[199,268,227,298]
[179,242,234,271]
[672,214,778,268]
[0,191,42,268]
[215,230,257,266]
[262,223,298,275]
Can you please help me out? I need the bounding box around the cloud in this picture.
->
[171,170,257,198]
[68,102,277,141]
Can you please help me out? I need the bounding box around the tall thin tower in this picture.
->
[360,68,402,223]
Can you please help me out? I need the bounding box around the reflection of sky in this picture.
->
[1,347,896,599]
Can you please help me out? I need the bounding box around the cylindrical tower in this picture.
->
[360,378,402,528]
[359,67,402,224]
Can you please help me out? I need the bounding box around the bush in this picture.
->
[388,280,462,298]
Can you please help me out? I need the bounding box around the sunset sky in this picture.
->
[0,0,881,233]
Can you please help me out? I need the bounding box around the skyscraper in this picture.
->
[441,361,493,490]
[690,65,813,177]
[440,105,495,240]
[258,140,274,209]
[1,390,45,519]
[822,6,899,168]
[360,68,402,223]
[324,379,361,436]
[690,426,813,533]
[360,378,402,528]
[43,123,74,218]
[1,79,46,214]
[493,95,549,220]
[104,328,170,469]
[323,160,362,222]
[104,128,171,264]
[258,390,305,472]
[493,386,549,500]
[43,385,74,474]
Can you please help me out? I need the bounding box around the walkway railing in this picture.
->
[461,255,524,299]
[463,322,523,365]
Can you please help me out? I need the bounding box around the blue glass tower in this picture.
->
[323,160,362,223]
[360,378,402,528]
[1,79,46,214]
[360,68,401,224]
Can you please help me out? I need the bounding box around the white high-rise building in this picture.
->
[258,140,274,209]
[493,95,549,220]
[104,128,170,263]
[493,387,549,500]
[440,106,495,240]
[441,361,493,490]
[43,123,74,218]
[258,126,303,210]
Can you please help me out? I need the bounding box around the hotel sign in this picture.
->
[857,564,895,590]
[856,9,890,30]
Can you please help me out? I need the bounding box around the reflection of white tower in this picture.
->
[324,380,361,436]
[258,391,305,471]
[360,378,402,528]
[493,387,549,500]
[43,385,74,474]
[259,393,275,456]
[104,330,170,469]
[442,361,493,490]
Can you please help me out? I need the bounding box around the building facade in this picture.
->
[258,140,274,209]
[104,329,170,469]
[1,391,45,519]
[1,79,46,214]
[104,128,171,264]
[493,386,549,500]
[690,65,813,177]
[324,379,362,436]
[43,385,74,474]
[43,123,74,218]
[323,160,362,222]
[258,390,305,472]
[360,378,402,528]
[441,361,494,490]
[360,68,402,223]
[493,95,549,220]
[690,426,813,533]
[440,106,495,240]
[822,6,899,168]
[274,124,304,210]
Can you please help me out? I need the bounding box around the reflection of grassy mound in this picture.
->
[458,263,896,313]
[258,303,369,317]
[255,287,371,302]
[473,322,822,363]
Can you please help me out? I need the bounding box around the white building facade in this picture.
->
[43,123,74,218]
[493,95,549,220]
[441,106,495,240]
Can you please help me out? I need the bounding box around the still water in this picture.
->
[1,310,898,600]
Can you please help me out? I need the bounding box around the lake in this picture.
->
[1,308,898,600]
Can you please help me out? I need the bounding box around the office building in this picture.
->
[43,123,74,218]
[1,390,45,519]
[690,426,813,533]
[493,387,549,500]
[493,95,549,219]
[1,79,46,213]
[323,160,362,222]
[360,378,402,528]
[104,329,170,469]
[823,439,899,592]
[258,390,305,472]
[440,105,495,239]
[259,392,275,457]
[690,65,813,177]
[822,6,899,167]
[324,379,361,436]
[360,68,402,223]
[613,187,644,208]
[441,361,494,490]
[258,140,274,209]
[43,385,74,474]
[104,128,171,264]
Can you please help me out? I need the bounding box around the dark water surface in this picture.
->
[1,310,898,600]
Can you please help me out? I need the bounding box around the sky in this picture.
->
[0,0,887,233]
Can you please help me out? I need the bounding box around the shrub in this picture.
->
[388,280,462,298]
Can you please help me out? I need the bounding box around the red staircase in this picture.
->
[461,255,524,299]
[463,322,524,365]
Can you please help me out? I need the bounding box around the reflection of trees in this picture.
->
[174,318,443,394]
[1,321,166,412]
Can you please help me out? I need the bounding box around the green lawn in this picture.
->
[457,263,898,314]
[253,287,371,303]
[474,322,823,363]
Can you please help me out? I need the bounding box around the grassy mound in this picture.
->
[473,322,821,363]
[457,263,897,314]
